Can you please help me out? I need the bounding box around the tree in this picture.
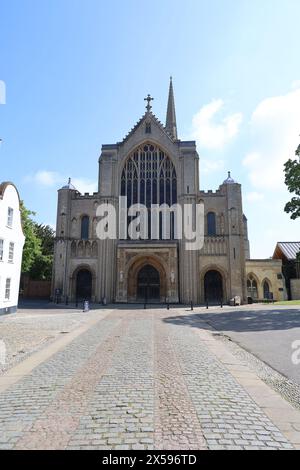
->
[30,224,55,280]
[284,144,300,220]
[20,202,42,273]
[20,203,55,280]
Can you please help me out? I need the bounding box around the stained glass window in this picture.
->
[120,144,177,240]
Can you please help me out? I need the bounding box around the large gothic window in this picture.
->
[120,143,177,240]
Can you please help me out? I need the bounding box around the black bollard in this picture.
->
[75,298,78,308]
[144,302,147,310]
[191,300,193,311]
[220,298,223,308]
[167,303,170,310]
[206,299,209,309]
[65,296,69,306]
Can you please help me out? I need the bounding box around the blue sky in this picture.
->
[0,0,299,257]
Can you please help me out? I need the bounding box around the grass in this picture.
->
[274,300,300,306]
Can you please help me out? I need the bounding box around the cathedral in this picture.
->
[52,79,286,305]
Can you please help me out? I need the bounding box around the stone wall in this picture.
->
[290,279,300,300]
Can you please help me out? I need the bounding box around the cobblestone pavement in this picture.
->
[0,305,102,373]
[0,307,296,450]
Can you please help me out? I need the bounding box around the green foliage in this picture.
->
[284,156,300,220]
[20,202,41,273]
[20,202,55,280]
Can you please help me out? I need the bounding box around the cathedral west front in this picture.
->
[52,79,286,305]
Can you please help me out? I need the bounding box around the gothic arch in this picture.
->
[262,278,272,299]
[119,138,179,179]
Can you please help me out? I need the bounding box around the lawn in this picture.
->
[274,300,300,306]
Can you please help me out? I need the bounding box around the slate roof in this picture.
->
[273,242,300,260]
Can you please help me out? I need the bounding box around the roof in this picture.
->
[273,242,300,261]
[0,181,22,203]
[223,171,237,185]
[60,178,77,191]
[119,111,176,146]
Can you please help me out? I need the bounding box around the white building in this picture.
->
[0,182,25,314]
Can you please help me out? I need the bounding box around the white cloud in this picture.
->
[25,171,97,194]
[35,171,61,186]
[291,80,300,90]
[245,191,264,202]
[190,99,243,149]
[201,159,225,174]
[71,178,97,194]
[243,86,300,190]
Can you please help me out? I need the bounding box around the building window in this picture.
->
[8,242,14,263]
[0,239,3,261]
[7,207,13,227]
[81,216,89,240]
[120,143,177,240]
[5,278,11,300]
[145,122,151,134]
[207,212,217,236]
[247,275,258,299]
[263,280,271,299]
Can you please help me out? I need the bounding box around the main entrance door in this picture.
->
[76,269,92,300]
[204,270,223,303]
[137,265,160,302]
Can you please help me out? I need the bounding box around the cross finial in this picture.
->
[144,94,154,112]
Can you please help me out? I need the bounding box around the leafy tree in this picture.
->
[284,144,300,220]
[20,202,42,273]
[30,224,55,280]
[20,203,55,280]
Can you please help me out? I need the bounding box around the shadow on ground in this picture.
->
[163,308,300,333]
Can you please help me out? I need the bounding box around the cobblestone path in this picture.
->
[0,308,295,450]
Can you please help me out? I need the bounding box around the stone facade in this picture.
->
[290,279,300,300]
[245,259,286,302]
[52,81,284,305]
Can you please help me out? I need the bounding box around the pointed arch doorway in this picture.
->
[137,264,160,302]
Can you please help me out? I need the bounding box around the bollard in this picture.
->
[65,296,69,306]
[220,298,223,309]
[206,299,209,309]
[75,298,78,308]
[167,303,170,310]
[144,302,147,310]
[191,300,193,311]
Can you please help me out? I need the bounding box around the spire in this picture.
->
[165,76,178,140]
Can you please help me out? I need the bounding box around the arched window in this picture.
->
[263,280,271,299]
[81,216,89,240]
[120,143,177,240]
[207,212,217,236]
[247,275,258,299]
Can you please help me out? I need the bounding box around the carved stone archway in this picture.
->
[127,255,167,303]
